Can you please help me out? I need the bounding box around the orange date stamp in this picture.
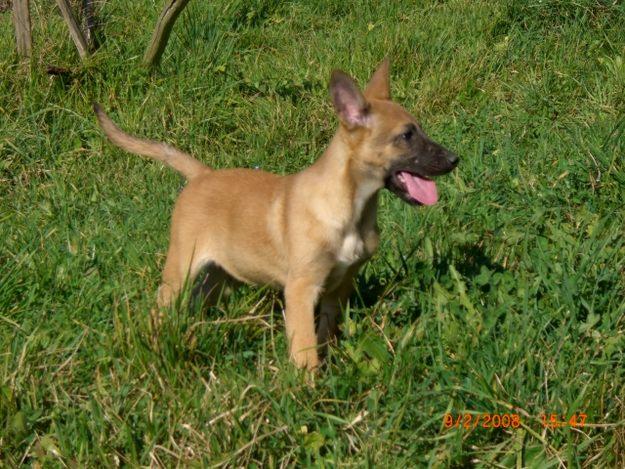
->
[540,413,587,428]
[443,413,521,430]
[443,412,589,430]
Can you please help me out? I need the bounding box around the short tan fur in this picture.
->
[94,60,458,370]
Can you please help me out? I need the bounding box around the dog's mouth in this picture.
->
[386,171,438,206]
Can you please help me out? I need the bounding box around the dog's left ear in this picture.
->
[364,58,391,101]
[329,70,370,130]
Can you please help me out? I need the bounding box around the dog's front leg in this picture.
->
[317,265,360,347]
[284,276,324,370]
[317,296,341,356]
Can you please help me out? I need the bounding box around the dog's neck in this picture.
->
[305,130,382,231]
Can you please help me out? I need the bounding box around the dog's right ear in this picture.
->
[329,70,370,130]
[364,58,390,100]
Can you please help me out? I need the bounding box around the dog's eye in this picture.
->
[401,129,413,141]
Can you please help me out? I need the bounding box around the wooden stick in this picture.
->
[55,0,90,59]
[82,0,97,50]
[12,0,32,58]
[143,0,191,68]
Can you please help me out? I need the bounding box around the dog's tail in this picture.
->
[93,103,208,179]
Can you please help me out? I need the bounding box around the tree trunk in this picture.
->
[12,0,32,58]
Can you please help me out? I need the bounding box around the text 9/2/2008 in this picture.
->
[443,413,521,430]
[443,413,589,430]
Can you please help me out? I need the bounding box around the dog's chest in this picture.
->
[336,230,366,266]
[325,230,367,291]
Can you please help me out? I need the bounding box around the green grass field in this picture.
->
[2,0,625,466]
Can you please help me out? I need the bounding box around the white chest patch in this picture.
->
[337,231,365,266]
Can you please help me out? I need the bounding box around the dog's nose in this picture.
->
[446,152,459,167]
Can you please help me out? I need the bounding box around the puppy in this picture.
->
[94,59,458,370]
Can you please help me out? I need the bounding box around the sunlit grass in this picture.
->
[1,0,624,466]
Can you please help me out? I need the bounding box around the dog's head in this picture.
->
[329,59,458,206]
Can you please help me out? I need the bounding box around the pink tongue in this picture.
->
[398,171,438,205]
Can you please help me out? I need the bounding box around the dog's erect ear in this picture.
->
[329,70,370,129]
[364,58,391,100]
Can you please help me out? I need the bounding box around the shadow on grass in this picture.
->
[443,242,506,279]
[352,241,508,321]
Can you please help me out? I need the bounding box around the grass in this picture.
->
[1,0,625,466]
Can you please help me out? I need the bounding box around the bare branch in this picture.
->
[82,0,97,50]
[143,0,192,68]
[55,0,90,59]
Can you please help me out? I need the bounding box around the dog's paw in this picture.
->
[290,342,320,371]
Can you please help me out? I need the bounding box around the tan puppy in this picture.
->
[94,60,458,370]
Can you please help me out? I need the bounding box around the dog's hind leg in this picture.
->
[191,262,237,310]
[157,245,183,308]
[157,240,215,309]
